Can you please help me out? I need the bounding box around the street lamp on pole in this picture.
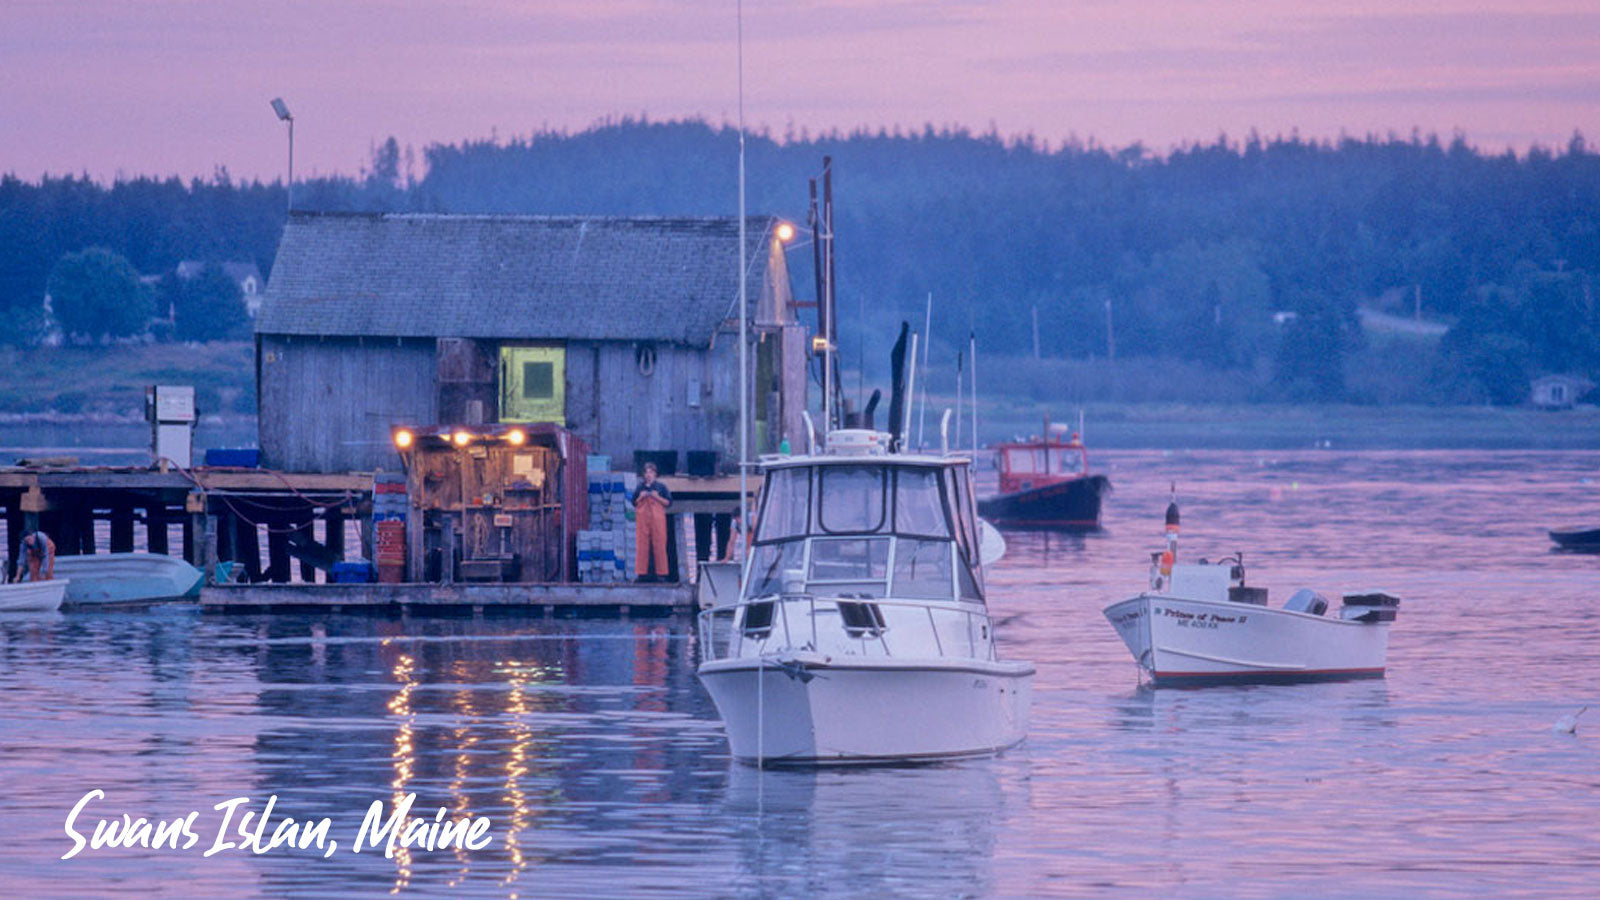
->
[270,97,293,214]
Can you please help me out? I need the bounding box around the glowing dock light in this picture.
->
[775,221,797,243]
[452,431,472,447]
[506,428,527,446]
[393,429,414,449]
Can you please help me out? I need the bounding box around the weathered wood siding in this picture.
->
[259,336,437,472]
[436,338,498,424]
[563,339,739,470]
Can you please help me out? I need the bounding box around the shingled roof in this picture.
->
[257,212,779,345]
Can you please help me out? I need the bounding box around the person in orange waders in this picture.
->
[20,531,55,582]
[631,462,673,582]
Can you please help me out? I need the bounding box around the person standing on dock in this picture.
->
[20,531,55,582]
[632,462,673,582]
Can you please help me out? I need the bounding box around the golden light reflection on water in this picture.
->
[446,660,479,890]
[494,658,566,900]
[386,651,417,895]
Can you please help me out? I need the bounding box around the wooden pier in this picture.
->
[200,581,695,614]
[0,464,369,582]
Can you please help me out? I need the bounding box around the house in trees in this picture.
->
[177,260,265,316]
[1529,374,1594,410]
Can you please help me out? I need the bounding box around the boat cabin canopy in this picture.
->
[996,442,1087,477]
[745,459,985,604]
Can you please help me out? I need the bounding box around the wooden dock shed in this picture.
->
[256,212,809,474]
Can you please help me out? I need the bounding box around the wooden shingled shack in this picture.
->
[255,212,809,476]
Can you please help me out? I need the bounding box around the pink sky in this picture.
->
[3,0,1597,183]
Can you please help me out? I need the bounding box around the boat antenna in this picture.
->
[736,0,748,558]
[969,331,979,458]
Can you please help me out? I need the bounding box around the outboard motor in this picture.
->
[1284,588,1330,616]
[1340,592,1401,622]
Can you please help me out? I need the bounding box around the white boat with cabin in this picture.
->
[697,428,1034,765]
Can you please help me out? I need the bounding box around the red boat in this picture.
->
[978,427,1111,530]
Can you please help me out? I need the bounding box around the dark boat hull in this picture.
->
[1550,527,1600,551]
[979,475,1109,530]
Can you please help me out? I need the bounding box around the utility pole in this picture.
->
[270,98,294,213]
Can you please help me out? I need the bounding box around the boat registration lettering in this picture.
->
[1161,607,1247,629]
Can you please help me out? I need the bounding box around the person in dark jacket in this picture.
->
[631,463,673,582]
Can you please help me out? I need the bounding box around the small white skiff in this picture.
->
[0,579,68,612]
[52,552,204,606]
[1102,492,1400,687]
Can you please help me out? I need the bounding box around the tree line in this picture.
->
[2,121,1596,403]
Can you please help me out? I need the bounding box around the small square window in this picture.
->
[523,362,554,399]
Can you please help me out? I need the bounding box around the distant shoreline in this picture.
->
[946,402,1600,451]
[1,405,1594,462]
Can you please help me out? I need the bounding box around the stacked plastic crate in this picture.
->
[372,472,407,583]
[577,467,637,582]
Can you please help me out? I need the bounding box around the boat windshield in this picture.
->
[817,465,886,533]
[759,463,955,541]
[741,461,982,603]
[893,467,951,538]
[756,467,810,541]
[808,537,890,597]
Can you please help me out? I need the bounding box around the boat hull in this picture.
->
[698,653,1034,765]
[1103,594,1392,687]
[1549,527,1600,551]
[0,579,68,612]
[52,552,204,606]
[978,475,1108,529]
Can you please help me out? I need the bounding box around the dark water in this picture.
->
[2,451,1597,899]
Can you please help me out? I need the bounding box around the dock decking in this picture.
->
[201,581,695,614]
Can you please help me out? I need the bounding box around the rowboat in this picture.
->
[0,579,68,612]
[52,552,204,606]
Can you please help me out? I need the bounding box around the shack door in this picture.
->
[500,346,565,424]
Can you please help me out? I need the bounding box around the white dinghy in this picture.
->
[1102,491,1400,687]
[52,552,204,606]
[0,579,68,612]
[697,427,1034,765]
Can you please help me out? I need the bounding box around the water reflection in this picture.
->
[723,761,1016,899]
[4,450,1599,899]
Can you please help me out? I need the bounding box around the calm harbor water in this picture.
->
[2,450,1597,899]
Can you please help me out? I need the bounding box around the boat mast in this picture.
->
[736,0,748,558]
[917,292,932,449]
[969,331,979,458]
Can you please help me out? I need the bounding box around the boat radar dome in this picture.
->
[826,429,891,456]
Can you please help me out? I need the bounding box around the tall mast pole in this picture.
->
[736,0,748,559]
[917,292,932,449]
[822,157,835,432]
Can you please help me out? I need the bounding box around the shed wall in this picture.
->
[259,335,437,472]
[567,340,736,469]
